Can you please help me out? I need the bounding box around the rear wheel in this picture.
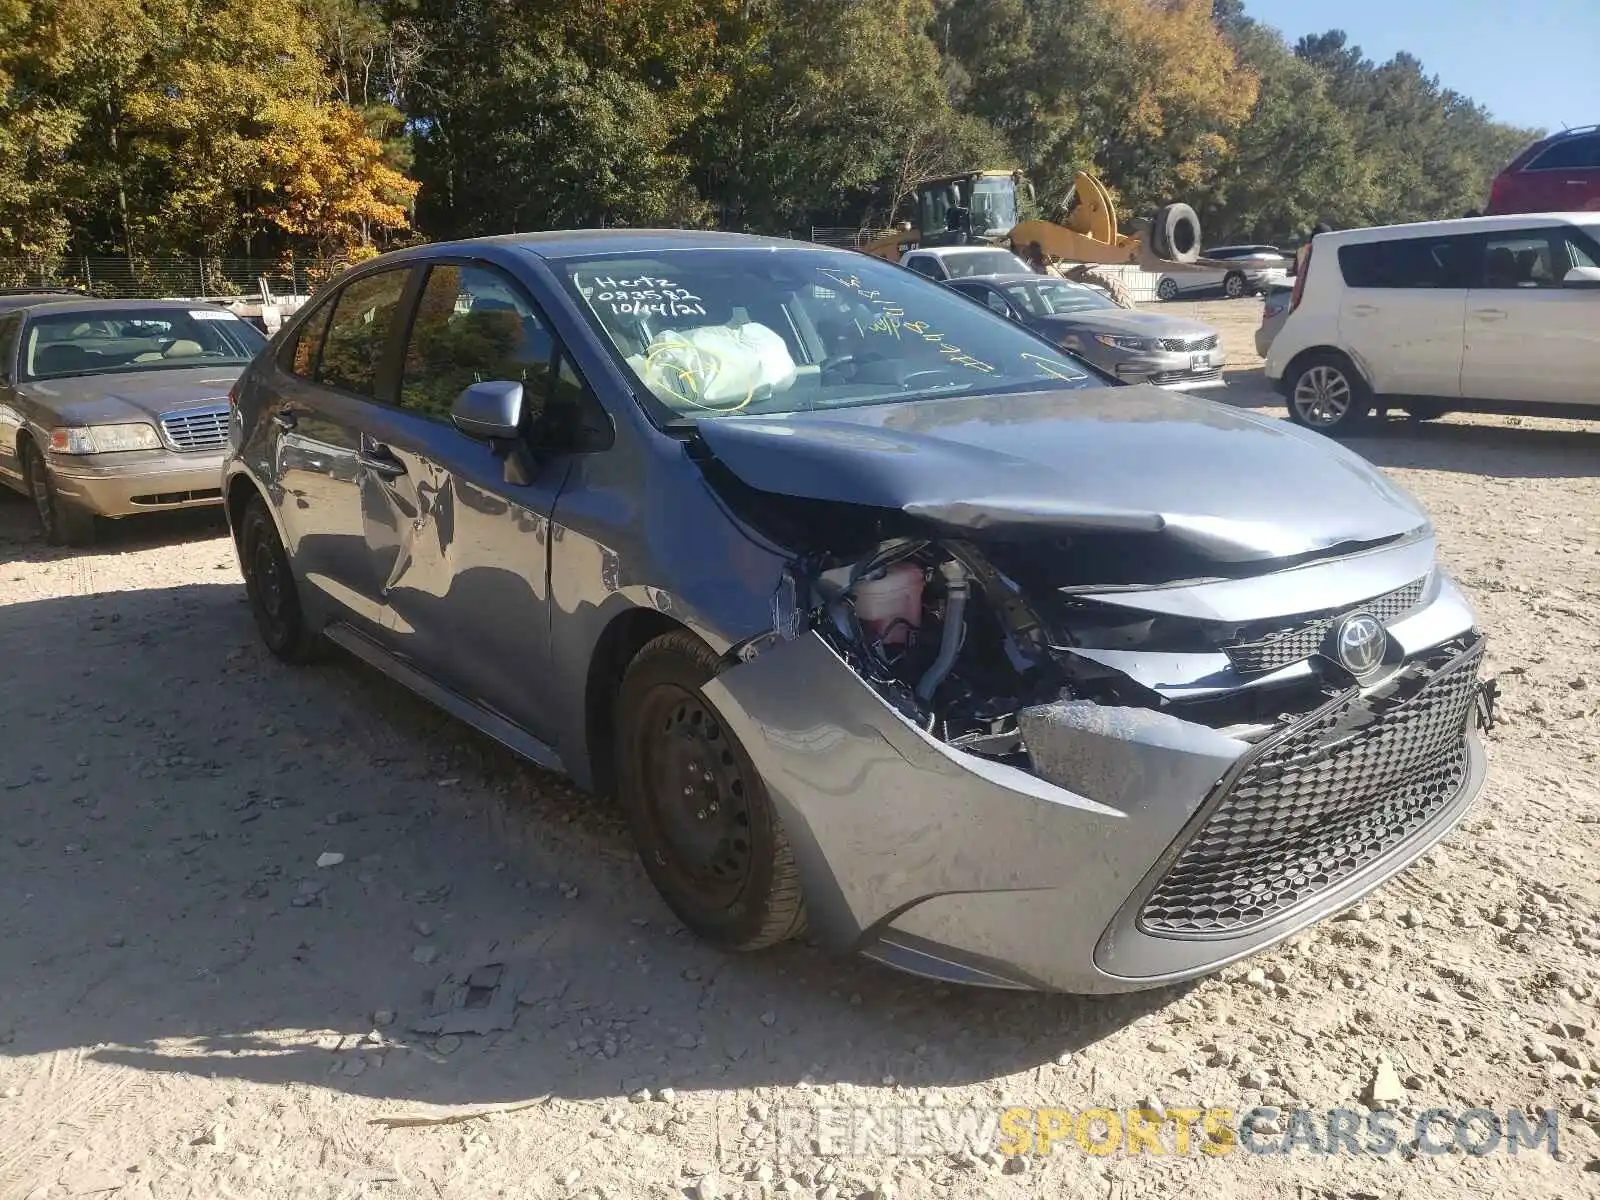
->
[21,439,95,546]
[616,630,807,951]
[1155,277,1180,301]
[1286,353,1371,434]
[1223,271,1246,299]
[239,493,321,662]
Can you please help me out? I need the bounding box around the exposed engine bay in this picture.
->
[794,533,1372,773]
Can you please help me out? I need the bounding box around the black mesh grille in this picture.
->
[1157,334,1220,352]
[1224,577,1428,676]
[1139,639,1483,937]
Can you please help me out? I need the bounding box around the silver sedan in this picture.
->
[945,274,1227,390]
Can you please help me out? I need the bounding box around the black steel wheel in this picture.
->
[616,630,806,950]
[21,439,95,546]
[239,493,321,662]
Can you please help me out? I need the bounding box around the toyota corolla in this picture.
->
[223,231,1494,992]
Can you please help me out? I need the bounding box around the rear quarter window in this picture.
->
[1337,238,1469,289]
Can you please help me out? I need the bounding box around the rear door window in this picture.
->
[287,297,334,378]
[1338,238,1471,289]
[1480,232,1561,288]
[317,268,411,400]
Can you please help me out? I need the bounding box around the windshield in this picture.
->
[943,249,1031,278]
[969,177,1020,237]
[23,308,265,380]
[1002,279,1120,317]
[557,248,1100,423]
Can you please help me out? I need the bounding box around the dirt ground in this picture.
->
[2,297,1598,1200]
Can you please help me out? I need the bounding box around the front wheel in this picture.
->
[616,630,807,951]
[1223,271,1246,299]
[1286,354,1372,434]
[1155,277,1180,301]
[21,440,96,546]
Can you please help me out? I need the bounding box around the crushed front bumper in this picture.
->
[705,579,1489,994]
[48,449,226,518]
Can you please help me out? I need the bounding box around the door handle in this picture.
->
[1349,304,1378,316]
[270,409,298,431]
[358,443,408,478]
[1472,308,1508,321]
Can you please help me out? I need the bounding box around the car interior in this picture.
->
[22,311,263,378]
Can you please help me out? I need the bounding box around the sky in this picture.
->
[1241,0,1599,133]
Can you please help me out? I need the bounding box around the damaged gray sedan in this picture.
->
[226,231,1494,993]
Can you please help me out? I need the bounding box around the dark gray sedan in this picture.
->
[225,231,1492,993]
[946,273,1226,389]
[0,298,266,543]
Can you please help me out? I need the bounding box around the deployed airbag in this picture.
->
[629,322,797,412]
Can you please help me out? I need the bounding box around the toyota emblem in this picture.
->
[1333,612,1387,676]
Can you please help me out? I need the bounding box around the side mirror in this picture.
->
[1562,265,1600,288]
[451,380,524,441]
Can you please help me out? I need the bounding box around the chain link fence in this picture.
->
[0,255,347,300]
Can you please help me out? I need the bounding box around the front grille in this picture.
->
[1157,334,1220,352]
[1225,577,1428,675]
[159,405,229,452]
[1139,639,1483,937]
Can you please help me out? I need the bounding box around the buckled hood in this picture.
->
[693,385,1429,563]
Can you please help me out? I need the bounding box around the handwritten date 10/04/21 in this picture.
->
[589,274,707,319]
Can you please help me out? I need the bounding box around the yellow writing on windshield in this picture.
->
[1021,352,1087,382]
[817,267,997,374]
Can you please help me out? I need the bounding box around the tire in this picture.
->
[1062,265,1136,309]
[1150,202,1201,263]
[238,493,321,663]
[1223,271,1246,299]
[21,439,96,546]
[616,630,807,951]
[1155,277,1180,302]
[1286,352,1372,434]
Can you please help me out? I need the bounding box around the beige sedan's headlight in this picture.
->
[48,423,163,454]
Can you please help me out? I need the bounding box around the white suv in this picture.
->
[1265,213,1600,433]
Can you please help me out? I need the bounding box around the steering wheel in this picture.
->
[899,368,964,390]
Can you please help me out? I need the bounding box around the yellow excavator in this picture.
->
[860,168,1205,306]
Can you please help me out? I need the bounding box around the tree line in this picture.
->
[0,0,1539,273]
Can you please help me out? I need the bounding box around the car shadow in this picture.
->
[0,487,230,564]
[1206,378,1600,480]
[0,582,1181,1115]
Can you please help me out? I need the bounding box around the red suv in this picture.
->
[1487,125,1600,215]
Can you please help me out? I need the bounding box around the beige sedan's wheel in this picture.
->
[21,440,95,546]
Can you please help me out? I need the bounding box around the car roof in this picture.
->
[1318,212,1600,245]
[7,296,237,316]
[352,229,839,266]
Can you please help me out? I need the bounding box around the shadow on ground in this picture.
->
[0,581,1179,1114]
[0,487,229,563]
[1210,376,1600,480]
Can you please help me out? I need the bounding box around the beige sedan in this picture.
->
[0,298,266,544]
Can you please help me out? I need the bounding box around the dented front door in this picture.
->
[357,402,569,744]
